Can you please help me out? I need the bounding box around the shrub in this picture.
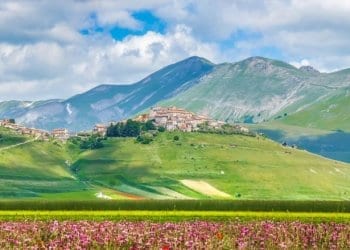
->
[158,126,166,132]
[142,120,156,131]
[173,135,180,141]
[136,132,154,144]
[80,135,104,150]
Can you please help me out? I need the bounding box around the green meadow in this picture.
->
[72,131,350,200]
[280,89,350,132]
[0,127,27,149]
[1,127,349,200]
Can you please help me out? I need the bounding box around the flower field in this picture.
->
[0,220,349,249]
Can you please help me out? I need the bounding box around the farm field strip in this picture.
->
[1,211,350,222]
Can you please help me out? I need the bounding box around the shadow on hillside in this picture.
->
[258,129,350,163]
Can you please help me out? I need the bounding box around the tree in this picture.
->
[80,135,104,150]
[142,120,156,131]
[123,119,141,137]
[158,126,166,132]
[107,119,159,138]
[136,132,153,144]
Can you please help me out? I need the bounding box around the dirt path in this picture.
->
[0,136,39,152]
[180,179,232,198]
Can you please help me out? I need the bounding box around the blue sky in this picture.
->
[1,0,350,100]
[80,10,167,40]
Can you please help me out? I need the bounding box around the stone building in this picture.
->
[148,106,219,132]
[93,124,108,136]
[51,128,70,140]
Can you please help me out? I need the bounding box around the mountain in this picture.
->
[3,56,213,131]
[256,86,350,163]
[0,100,62,121]
[162,57,350,127]
[1,128,349,200]
[278,87,350,132]
[1,56,350,133]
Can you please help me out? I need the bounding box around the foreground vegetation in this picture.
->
[0,219,349,249]
[1,200,350,212]
[0,210,350,223]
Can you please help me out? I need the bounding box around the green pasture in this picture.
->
[73,132,350,200]
[0,129,350,200]
[0,127,28,149]
[280,89,350,132]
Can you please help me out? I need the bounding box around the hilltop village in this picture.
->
[0,119,69,141]
[0,106,249,141]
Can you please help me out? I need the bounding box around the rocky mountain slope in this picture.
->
[162,57,350,128]
[0,56,213,131]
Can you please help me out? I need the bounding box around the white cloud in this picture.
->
[289,59,310,69]
[1,0,350,100]
[0,23,220,100]
[156,0,350,70]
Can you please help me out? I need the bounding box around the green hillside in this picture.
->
[73,132,350,200]
[0,127,27,149]
[1,129,349,200]
[279,88,350,132]
[0,128,88,198]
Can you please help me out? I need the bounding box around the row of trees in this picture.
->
[106,119,156,137]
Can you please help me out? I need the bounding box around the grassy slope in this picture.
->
[1,128,350,200]
[0,127,27,148]
[73,132,350,200]
[0,128,88,198]
[278,88,350,132]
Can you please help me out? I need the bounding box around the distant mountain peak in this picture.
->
[179,56,214,66]
[236,56,277,73]
[299,65,320,74]
[245,56,270,62]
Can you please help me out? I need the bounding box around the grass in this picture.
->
[0,127,28,149]
[279,88,350,132]
[0,134,88,197]
[1,130,350,200]
[0,210,349,222]
[73,132,350,200]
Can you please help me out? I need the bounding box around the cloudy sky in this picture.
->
[1,0,350,101]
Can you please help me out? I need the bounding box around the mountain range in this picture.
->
[0,56,349,133]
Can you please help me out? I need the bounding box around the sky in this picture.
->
[1,0,350,101]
